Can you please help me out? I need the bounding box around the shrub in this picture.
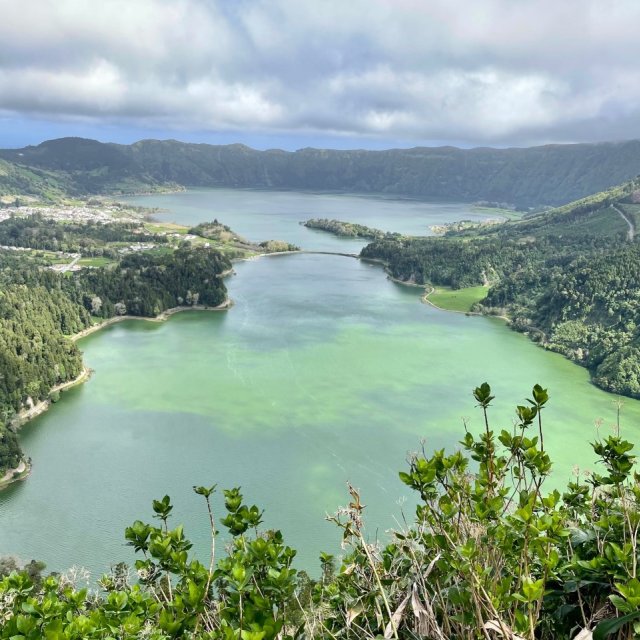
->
[1,384,640,639]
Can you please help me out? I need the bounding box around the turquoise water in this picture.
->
[122,188,492,253]
[0,191,637,578]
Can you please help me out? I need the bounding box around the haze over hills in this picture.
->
[3,137,640,207]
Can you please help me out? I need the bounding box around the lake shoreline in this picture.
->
[71,298,234,342]
[0,299,233,492]
[1,366,94,490]
[421,285,510,322]
[383,271,511,321]
[0,459,30,491]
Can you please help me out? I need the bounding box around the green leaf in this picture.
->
[521,577,544,602]
[473,382,494,407]
[193,484,216,497]
[593,610,640,640]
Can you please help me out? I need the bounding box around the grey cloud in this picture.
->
[1,0,640,145]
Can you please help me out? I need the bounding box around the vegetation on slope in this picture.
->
[0,138,178,198]
[0,158,74,202]
[4,137,640,206]
[0,250,90,472]
[303,218,395,240]
[362,177,640,398]
[189,221,299,254]
[1,384,640,638]
[81,247,230,317]
[0,214,231,473]
[0,200,308,467]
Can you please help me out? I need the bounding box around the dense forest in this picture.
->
[4,136,640,206]
[1,383,640,638]
[81,247,230,317]
[362,178,640,397]
[0,222,230,474]
[303,218,397,240]
[0,250,90,472]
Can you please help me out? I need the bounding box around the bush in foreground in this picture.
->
[1,384,640,639]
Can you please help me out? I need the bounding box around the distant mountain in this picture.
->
[3,137,640,206]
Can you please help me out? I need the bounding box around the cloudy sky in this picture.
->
[1,0,640,149]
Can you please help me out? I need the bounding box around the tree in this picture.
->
[90,295,102,315]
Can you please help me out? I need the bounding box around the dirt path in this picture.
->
[60,254,81,272]
[0,460,26,485]
[613,204,635,241]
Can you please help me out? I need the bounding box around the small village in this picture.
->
[0,201,144,225]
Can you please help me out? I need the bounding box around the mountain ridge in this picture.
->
[2,136,640,206]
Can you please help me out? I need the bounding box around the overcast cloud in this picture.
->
[2,0,640,148]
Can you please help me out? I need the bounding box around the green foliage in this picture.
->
[303,218,399,241]
[256,240,299,253]
[0,228,230,470]
[0,486,301,639]
[189,221,234,241]
[80,246,230,317]
[0,138,173,197]
[0,213,167,255]
[0,280,89,422]
[314,383,640,640]
[190,220,298,254]
[363,177,640,399]
[2,383,640,638]
[0,252,90,471]
[0,423,22,474]
[0,158,73,201]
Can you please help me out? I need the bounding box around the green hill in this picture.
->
[0,138,171,197]
[362,177,640,397]
[0,158,73,202]
[4,137,640,206]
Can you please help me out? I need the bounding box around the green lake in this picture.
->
[1,190,638,577]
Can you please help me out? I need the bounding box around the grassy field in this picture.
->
[29,250,73,265]
[144,221,188,234]
[472,206,523,220]
[78,256,115,268]
[427,285,488,312]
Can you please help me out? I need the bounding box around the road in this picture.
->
[612,204,635,241]
[60,254,81,272]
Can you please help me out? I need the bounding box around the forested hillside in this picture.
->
[0,251,89,472]
[0,219,230,474]
[81,247,230,317]
[362,177,640,397]
[3,137,640,206]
